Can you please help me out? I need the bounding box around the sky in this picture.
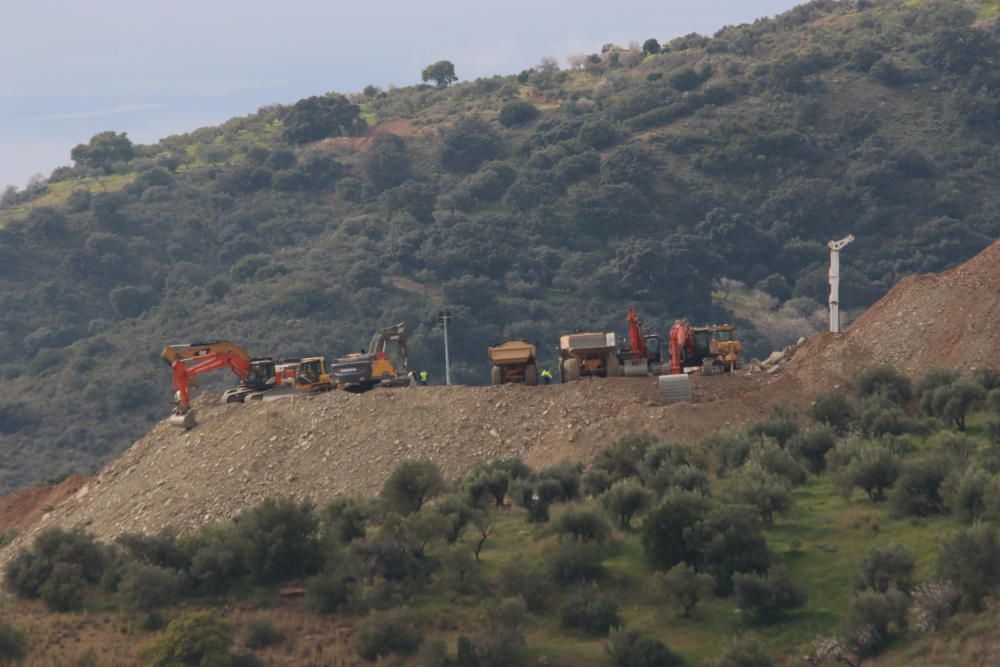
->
[0,0,803,189]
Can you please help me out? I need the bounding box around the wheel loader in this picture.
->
[558,332,619,382]
[488,340,538,385]
[330,323,414,392]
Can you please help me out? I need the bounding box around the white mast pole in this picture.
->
[827,235,855,333]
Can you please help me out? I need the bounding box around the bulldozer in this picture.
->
[488,340,538,386]
[559,332,619,382]
[290,356,336,393]
[161,341,277,428]
[330,323,414,392]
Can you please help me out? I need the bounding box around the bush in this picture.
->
[139,612,234,667]
[5,527,107,600]
[887,457,951,518]
[951,467,1000,523]
[911,581,960,632]
[845,590,909,656]
[552,505,612,543]
[854,366,912,405]
[831,440,901,501]
[711,634,774,667]
[497,556,551,612]
[39,563,87,612]
[583,469,614,497]
[234,498,321,584]
[549,541,606,585]
[916,368,959,414]
[854,543,916,593]
[560,584,621,636]
[593,433,657,482]
[117,529,188,570]
[606,628,683,667]
[305,569,352,614]
[733,566,807,622]
[641,490,711,571]
[440,116,503,173]
[812,391,855,433]
[655,563,714,618]
[184,525,246,596]
[118,563,181,614]
[498,100,540,127]
[321,496,379,545]
[433,494,482,544]
[748,442,807,486]
[538,462,583,501]
[240,618,282,649]
[511,477,564,523]
[355,610,422,661]
[688,504,771,595]
[748,409,799,446]
[723,464,792,525]
[0,621,26,663]
[936,523,1000,611]
[789,427,838,475]
[381,460,445,515]
[929,381,987,431]
[474,597,530,667]
[600,480,652,529]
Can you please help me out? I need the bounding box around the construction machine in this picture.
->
[291,356,336,393]
[488,340,538,385]
[658,320,742,405]
[558,331,619,382]
[330,323,414,392]
[161,341,277,429]
[619,308,664,376]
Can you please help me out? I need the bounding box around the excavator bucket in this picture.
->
[658,374,692,405]
[169,411,197,430]
[623,359,649,377]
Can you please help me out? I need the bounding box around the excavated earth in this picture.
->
[0,238,997,561]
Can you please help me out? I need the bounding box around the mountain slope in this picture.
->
[1,0,999,490]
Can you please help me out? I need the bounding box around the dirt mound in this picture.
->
[0,475,90,535]
[787,239,1000,389]
[0,372,791,555]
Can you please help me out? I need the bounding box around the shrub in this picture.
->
[911,581,960,632]
[936,523,1000,610]
[184,525,246,596]
[972,368,1000,391]
[5,528,107,602]
[355,610,422,661]
[942,467,998,523]
[733,566,807,622]
[511,477,564,523]
[139,612,234,667]
[641,490,711,571]
[929,381,987,431]
[707,431,755,474]
[854,543,916,593]
[748,409,799,446]
[305,570,352,614]
[605,628,683,667]
[600,480,652,529]
[583,469,614,497]
[39,563,86,612]
[434,494,482,543]
[118,563,181,614]
[0,621,26,662]
[240,618,282,649]
[234,498,322,584]
[560,585,621,636]
[381,460,445,515]
[117,529,189,570]
[854,366,912,405]
[538,462,583,501]
[655,562,714,618]
[549,541,606,584]
[552,506,612,543]
[831,440,901,501]
[916,368,959,414]
[594,433,657,482]
[789,427,838,474]
[650,464,711,497]
[498,100,540,127]
[474,597,530,667]
[845,590,909,656]
[748,442,807,486]
[578,119,620,150]
[688,504,771,595]
[723,464,792,525]
[887,457,950,517]
[811,391,854,433]
[711,634,774,667]
[321,496,379,545]
[497,556,551,611]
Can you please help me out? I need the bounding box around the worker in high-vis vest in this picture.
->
[540,368,554,385]
[418,370,429,386]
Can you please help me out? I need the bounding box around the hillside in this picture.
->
[1,0,999,493]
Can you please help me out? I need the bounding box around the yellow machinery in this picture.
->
[558,332,619,382]
[488,340,538,385]
[691,324,742,374]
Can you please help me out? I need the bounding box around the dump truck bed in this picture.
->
[559,332,616,353]
[488,341,536,365]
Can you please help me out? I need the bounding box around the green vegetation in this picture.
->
[4,365,997,665]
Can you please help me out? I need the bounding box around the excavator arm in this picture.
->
[668,320,694,375]
[161,341,251,366]
[164,342,255,429]
[626,308,647,361]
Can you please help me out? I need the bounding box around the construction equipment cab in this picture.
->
[330,323,413,391]
[488,340,538,385]
[559,332,619,382]
[161,341,276,428]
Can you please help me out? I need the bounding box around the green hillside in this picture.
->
[1,0,999,490]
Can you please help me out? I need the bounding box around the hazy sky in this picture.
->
[0,1,802,189]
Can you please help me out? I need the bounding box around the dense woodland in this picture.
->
[1,0,999,489]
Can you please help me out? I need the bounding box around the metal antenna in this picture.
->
[827,235,855,333]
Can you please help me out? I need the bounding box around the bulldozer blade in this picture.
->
[658,374,692,405]
[168,411,197,429]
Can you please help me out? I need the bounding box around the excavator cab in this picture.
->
[330,323,413,391]
[294,357,335,393]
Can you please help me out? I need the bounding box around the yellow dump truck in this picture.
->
[488,340,538,386]
[559,332,619,382]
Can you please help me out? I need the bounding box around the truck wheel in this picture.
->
[563,358,581,382]
[524,364,537,386]
[491,366,503,386]
[606,354,620,378]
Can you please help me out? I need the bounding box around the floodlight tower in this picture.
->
[827,235,855,333]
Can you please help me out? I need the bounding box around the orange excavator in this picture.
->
[621,307,664,376]
[162,342,276,429]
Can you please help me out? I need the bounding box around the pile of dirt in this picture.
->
[0,371,791,554]
[786,239,1000,390]
[0,475,90,535]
